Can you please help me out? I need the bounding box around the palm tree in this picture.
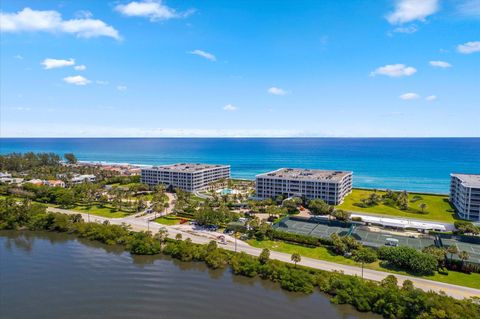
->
[291,253,301,267]
[175,233,183,241]
[419,203,427,214]
[458,251,470,269]
[447,245,458,261]
[155,227,169,250]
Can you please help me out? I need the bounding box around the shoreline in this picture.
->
[46,207,480,299]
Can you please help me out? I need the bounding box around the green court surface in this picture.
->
[275,218,436,250]
[275,218,480,265]
[441,238,480,264]
[275,218,349,238]
[350,228,435,249]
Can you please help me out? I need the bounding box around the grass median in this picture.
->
[154,215,185,225]
[66,205,131,218]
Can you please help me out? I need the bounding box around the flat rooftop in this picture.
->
[452,173,480,188]
[146,163,229,173]
[257,168,352,182]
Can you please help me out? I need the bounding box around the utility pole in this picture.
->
[234,232,238,253]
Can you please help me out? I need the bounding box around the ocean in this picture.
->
[1,138,479,194]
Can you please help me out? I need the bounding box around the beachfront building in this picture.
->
[450,173,480,221]
[255,168,353,205]
[141,163,231,192]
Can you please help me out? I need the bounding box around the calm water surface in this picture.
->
[1,138,479,193]
[0,231,378,319]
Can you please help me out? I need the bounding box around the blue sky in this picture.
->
[1,0,479,137]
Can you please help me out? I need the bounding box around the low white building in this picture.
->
[71,174,96,184]
[46,180,66,188]
[0,172,13,183]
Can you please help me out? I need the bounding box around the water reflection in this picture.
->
[1,230,379,319]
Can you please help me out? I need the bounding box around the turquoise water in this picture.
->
[1,138,479,193]
[220,188,233,195]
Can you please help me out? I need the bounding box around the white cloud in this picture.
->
[0,124,321,138]
[457,0,480,17]
[117,85,127,91]
[63,75,90,86]
[74,64,86,71]
[96,80,109,85]
[223,104,237,111]
[399,92,420,100]
[457,41,480,54]
[115,0,194,21]
[0,7,120,40]
[14,54,24,60]
[370,64,417,77]
[392,24,418,34]
[386,0,439,24]
[75,10,93,19]
[429,60,452,68]
[267,87,288,96]
[189,49,216,61]
[425,95,437,101]
[42,58,75,69]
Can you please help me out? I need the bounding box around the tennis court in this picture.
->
[274,217,480,266]
[274,217,350,238]
[351,228,435,249]
[441,238,480,264]
[275,218,318,236]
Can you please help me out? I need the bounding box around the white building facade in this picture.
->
[141,163,230,192]
[256,168,353,205]
[71,174,96,184]
[450,174,480,221]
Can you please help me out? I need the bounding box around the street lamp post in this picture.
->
[234,232,238,253]
[147,219,150,232]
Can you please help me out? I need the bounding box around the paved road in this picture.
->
[47,207,480,300]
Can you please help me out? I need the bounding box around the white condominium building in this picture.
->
[141,163,230,192]
[256,168,353,205]
[450,173,480,221]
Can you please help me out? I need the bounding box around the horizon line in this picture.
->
[1,136,479,139]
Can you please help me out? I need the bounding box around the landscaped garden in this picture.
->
[154,215,187,225]
[337,188,458,222]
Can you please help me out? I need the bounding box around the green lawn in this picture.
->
[67,205,131,218]
[338,189,458,223]
[248,239,480,290]
[155,215,185,225]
